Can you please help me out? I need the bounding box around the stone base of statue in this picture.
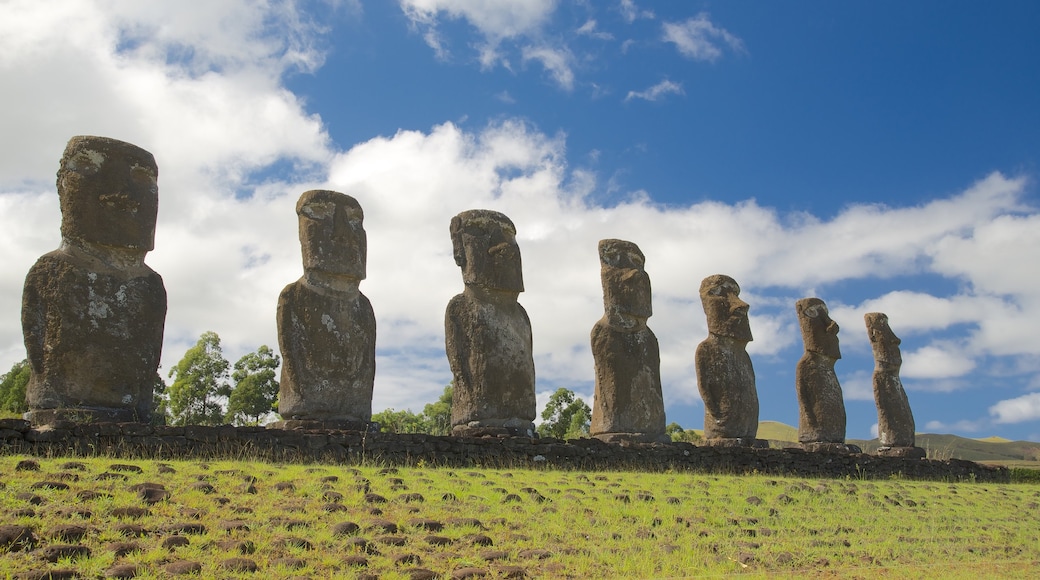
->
[702,437,769,449]
[25,407,145,427]
[593,432,671,444]
[267,419,376,432]
[452,419,536,438]
[876,445,926,459]
[801,442,861,454]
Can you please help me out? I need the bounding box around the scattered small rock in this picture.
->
[36,544,91,562]
[164,560,202,575]
[162,536,191,549]
[221,557,258,572]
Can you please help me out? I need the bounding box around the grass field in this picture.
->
[0,455,1037,579]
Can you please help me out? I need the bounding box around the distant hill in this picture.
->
[755,421,1040,463]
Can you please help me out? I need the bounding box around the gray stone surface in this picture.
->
[445,210,535,437]
[865,312,919,452]
[590,239,667,443]
[695,275,759,441]
[794,298,846,445]
[22,136,166,425]
[277,190,375,423]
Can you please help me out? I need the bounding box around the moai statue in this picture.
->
[794,298,853,452]
[274,190,375,430]
[590,239,668,443]
[695,275,765,447]
[21,136,166,425]
[865,312,924,458]
[445,210,536,437]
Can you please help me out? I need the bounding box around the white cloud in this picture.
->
[619,0,654,23]
[662,13,745,62]
[577,19,613,40]
[521,45,576,90]
[869,422,879,438]
[625,79,684,102]
[839,370,875,402]
[400,0,556,41]
[901,344,976,379]
[990,392,1040,424]
[924,419,986,433]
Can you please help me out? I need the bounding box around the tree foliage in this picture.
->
[225,345,280,425]
[167,331,229,426]
[666,421,702,443]
[421,383,453,436]
[371,407,428,434]
[0,359,31,415]
[373,383,454,435]
[537,387,591,439]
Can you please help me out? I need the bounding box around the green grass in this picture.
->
[0,455,1038,578]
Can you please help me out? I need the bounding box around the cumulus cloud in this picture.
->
[625,79,684,102]
[990,392,1040,424]
[662,13,745,62]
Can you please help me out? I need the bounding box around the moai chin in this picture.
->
[695,275,764,447]
[865,312,924,458]
[590,239,668,443]
[274,190,376,430]
[22,135,167,425]
[794,297,852,452]
[445,209,536,437]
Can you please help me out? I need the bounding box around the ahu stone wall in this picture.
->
[0,419,1008,483]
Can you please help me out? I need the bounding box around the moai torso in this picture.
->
[22,136,166,424]
[276,190,375,425]
[794,298,846,444]
[446,289,536,427]
[277,280,375,421]
[695,275,759,440]
[445,210,536,435]
[590,239,666,441]
[866,312,915,448]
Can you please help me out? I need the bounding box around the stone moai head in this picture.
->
[865,312,902,367]
[700,274,752,342]
[796,297,841,359]
[450,209,523,293]
[297,190,366,280]
[599,239,652,324]
[57,135,159,251]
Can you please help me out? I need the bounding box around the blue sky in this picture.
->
[2,1,1040,441]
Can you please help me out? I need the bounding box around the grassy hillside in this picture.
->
[756,421,1040,463]
[0,455,1037,578]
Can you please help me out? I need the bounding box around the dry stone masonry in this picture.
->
[445,210,536,437]
[274,190,376,430]
[695,275,764,447]
[865,312,924,458]
[590,239,667,443]
[22,136,166,425]
[794,298,853,452]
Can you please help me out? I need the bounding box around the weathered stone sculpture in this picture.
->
[695,275,764,447]
[275,190,375,429]
[22,136,166,425]
[445,210,536,437]
[865,312,924,458]
[794,298,850,451]
[590,240,667,443]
